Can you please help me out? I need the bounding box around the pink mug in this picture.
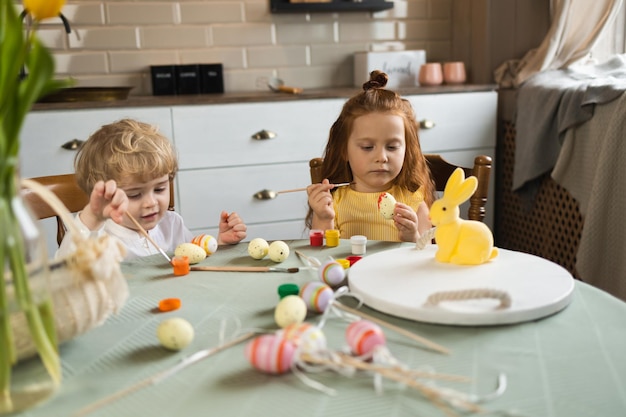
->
[443,62,466,84]
[418,63,443,86]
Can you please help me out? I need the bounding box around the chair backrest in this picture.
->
[309,154,492,222]
[21,174,176,246]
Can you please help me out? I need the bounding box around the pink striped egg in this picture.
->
[318,260,346,287]
[279,323,327,353]
[245,334,296,374]
[345,320,386,356]
[299,281,334,313]
[191,234,218,256]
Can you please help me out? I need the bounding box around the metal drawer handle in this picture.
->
[61,138,84,150]
[251,129,277,140]
[419,119,436,129]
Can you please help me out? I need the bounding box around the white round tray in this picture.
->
[348,246,575,326]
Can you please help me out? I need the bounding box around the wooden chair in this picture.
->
[309,154,492,222]
[21,174,176,246]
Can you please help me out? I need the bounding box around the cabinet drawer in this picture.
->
[171,99,344,170]
[177,162,312,232]
[20,107,173,178]
[409,91,497,153]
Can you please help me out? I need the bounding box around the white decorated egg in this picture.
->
[248,238,269,260]
[268,240,290,263]
[156,318,195,351]
[378,192,397,219]
[174,242,206,264]
[191,234,218,256]
[274,295,307,328]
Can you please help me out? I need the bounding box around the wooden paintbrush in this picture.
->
[125,212,172,264]
[190,265,300,273]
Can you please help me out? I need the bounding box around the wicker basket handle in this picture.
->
[21,178,83,240]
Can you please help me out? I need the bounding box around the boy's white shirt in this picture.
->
[56,210,194,261]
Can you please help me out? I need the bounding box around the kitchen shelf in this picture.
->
[270,0,394,13]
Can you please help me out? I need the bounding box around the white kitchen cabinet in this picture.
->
[172,99,345,240]
[21,88,496,255]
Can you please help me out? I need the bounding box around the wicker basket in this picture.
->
[13,179,129,360]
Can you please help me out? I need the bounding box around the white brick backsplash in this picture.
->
[109,51,179,73]
[40,0,453,93]
[107,3,177,25]
[62,4,105,25]
[141,27,209,49]
[275,23,337,45]
[179,48,246,68]
[339,21,397,42]
[180,2,244,24]
[212,24,273,46]
[53,52,108,75]
[247,46,308,68]
[70,28,139,49]
[310,43,368,67]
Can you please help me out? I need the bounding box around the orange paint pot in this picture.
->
[172,255,190,276]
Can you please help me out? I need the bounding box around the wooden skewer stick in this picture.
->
[190,266,299,273]
[276,182,352,194]
[125,211,172,264]
[72,331,256,417]
[333,302,450,355]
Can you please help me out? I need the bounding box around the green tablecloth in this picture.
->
[14,240,626,417]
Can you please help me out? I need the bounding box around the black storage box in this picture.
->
[150,65,176,96]
[175,64,200,95]
[200,63,224,94]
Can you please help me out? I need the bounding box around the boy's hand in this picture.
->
[217,211,247,245]
[79,180,128,231]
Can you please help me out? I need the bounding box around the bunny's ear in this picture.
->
[443,168,478,205]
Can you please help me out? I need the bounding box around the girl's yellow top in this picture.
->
[333,184,425,242]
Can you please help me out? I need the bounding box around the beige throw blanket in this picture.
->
[552,91,626,301]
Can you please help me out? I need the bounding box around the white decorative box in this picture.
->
[353,50,427,88]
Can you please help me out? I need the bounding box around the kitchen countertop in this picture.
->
[32,84,498,111]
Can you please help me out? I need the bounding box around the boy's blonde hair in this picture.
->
[74,118,178,194]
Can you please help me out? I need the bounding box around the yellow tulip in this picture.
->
[23,0,66,21]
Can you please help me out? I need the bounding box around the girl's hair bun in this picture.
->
[362,70,389,91]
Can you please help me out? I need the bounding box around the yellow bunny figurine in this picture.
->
[429,168,498,265]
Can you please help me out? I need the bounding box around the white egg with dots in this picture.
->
[248,238,269,260]
[156,318,195,351]
[268,240,290,263]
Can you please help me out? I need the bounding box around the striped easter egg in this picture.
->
[318,260,346,287]
[279,322,327,353]
[345,320,386,356]
[299,281,334,313]
[191,234,218,256]
[245,334,296,374]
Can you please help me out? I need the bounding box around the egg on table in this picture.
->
[378,192,397,220]
[268,240,290,263]
[174,242,206,264]
[156,317,195,351]
[191,234,218,256]
[248,238,269,260]
[274,295,307,328]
